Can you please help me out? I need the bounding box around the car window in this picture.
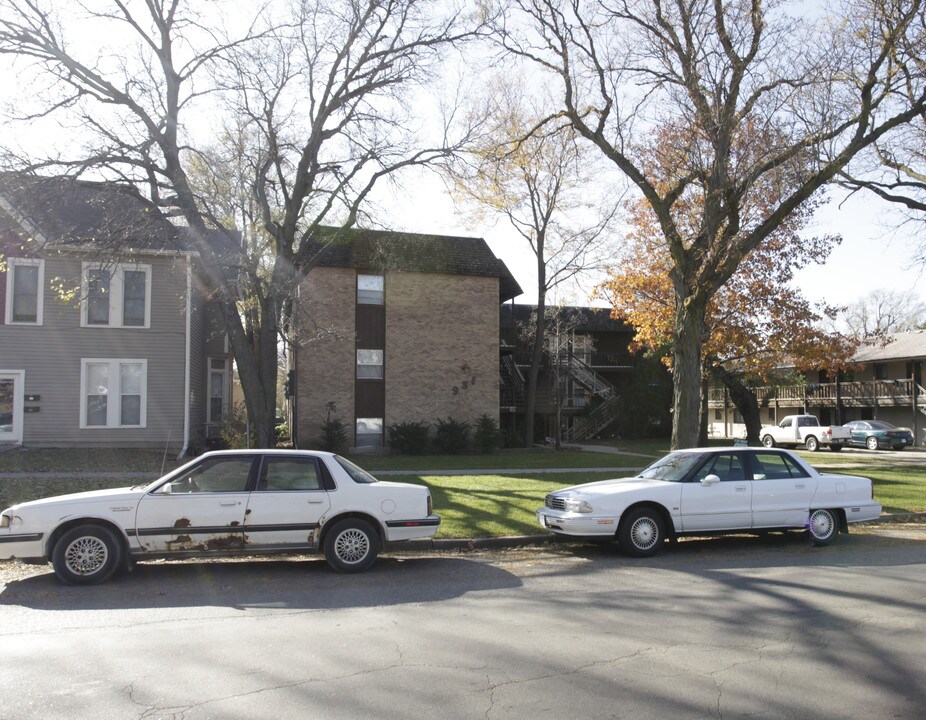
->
[780,418,792,428]
[165,456,255,493]
[638,452,706,482]
[259,457,322,491]
[333,455,378,484]
[691,454,745,483]
[751,452,808,480]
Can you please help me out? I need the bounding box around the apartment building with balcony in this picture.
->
[708,330,926,445]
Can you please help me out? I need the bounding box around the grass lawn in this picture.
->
[1,446,922,538]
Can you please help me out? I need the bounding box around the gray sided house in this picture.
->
[289,227,521,451]
[0,174,232,454]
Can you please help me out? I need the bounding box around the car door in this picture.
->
[845,421,866,446]
[679,452,752,531]
[133,454,256,553]
[242,455,332,550]
[748,451,817,528]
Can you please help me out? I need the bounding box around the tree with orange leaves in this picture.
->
[597,125,858,443]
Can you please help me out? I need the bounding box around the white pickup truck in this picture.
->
[760,414,851,452]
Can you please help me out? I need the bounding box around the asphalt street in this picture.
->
[1,523,924,720]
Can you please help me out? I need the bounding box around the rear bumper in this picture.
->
[385,515,441,541]
[844,502,882,524]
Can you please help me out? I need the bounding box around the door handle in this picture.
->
[219,501,239,506]
[307,499,325,504]
[734,485,747,492]
[795,484,806,489]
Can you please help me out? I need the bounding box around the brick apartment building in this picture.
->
[289,228,521,450]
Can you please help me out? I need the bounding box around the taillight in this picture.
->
[427,494,433,516]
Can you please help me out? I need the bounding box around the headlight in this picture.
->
[564,498,593,514]
[1,512,12,529]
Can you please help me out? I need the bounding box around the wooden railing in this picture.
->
[710,379,926,407]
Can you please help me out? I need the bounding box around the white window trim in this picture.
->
[4,257,44,326]
[79,358,148,429]
[80,262,152,329]
[0,370,25,444]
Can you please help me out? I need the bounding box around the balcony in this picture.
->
[709,379,926,409]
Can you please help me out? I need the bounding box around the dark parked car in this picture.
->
[843,420,914,451]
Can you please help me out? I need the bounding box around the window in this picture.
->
[692,453,745,483]
[80,359,147,428]
[4,258,43,325]
[82,263,151,328]
[357,274,384,305]
[208,358,228,424]
[752,452,808,480]
[356,417,383,448]
[874,364,888,380]
[357,349,384,379]
[259,457,322,491]
[165,455,255,493]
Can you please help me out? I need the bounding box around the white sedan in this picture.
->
[0,450,439,584]
[537,447,881,556]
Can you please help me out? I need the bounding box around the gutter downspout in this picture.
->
[178,254,192,458]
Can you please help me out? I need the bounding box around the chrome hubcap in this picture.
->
[335,528,370,564]
[630,517,658,550]
[809,510,834,539]
[65,536,108,576]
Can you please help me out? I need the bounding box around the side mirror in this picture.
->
[701,474,721,486]
[157,483,172,495]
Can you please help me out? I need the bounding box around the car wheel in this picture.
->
[807,509,839,546]
[866,436,880,451]
[323,518,381,572]
[51,524,123,585]
[619,507,664,558]
[804,436,819,452]
[829,444,843,452]
[762,435,775,448]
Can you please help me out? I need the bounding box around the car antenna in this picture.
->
[160,430,172,476]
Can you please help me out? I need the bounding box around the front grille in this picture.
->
[545,494,566,511]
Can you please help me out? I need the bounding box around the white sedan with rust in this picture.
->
[0,450,439,584]
[537,447,881,556]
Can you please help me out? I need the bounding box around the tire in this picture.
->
[807,509,839,546]
[866,436,880,451]
[619,507,664,558]
[804,436,819,452]
[762,435,776,448]
[829,444,843,452]
[51,524,123,585]
[323,518,381,572]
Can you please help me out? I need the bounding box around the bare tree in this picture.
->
[496,0,926,448]
[0,0,484,447]
[443,77,616,446]
[835,288,926,339]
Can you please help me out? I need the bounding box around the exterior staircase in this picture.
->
[561,356,620,442]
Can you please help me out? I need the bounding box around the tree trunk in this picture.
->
[714,366,762,444]
[671,299,707,449]
[698,376,709,446]
[524,290,547,447]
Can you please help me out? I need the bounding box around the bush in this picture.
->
[387,420,430,455]
[433,417,471,454]
[474,413,503,454]
[318,417,349,454]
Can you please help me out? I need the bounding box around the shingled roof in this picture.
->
[307,226,522,302]
[853,330,926,363]
[0,173,181,252]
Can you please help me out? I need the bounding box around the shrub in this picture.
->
[474,413,503,454]
[318,417,349,454]
[387,420,430,455]
[433,417,471,454]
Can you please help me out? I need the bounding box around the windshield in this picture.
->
[334,455,378,484]
[638,452,706,483]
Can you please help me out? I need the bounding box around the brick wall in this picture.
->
[295,266,356,448]
[385,272,499,428]
[295,267,501,449]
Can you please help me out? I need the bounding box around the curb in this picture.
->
[392,512,926,552]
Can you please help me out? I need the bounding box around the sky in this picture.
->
[377,166,926,313]
[2,0,924,317]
